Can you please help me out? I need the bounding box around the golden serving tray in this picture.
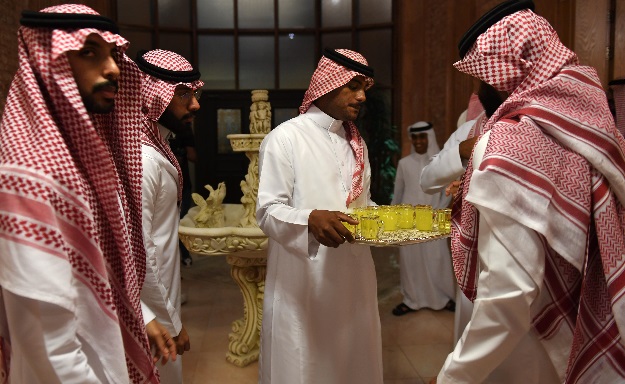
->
[354,229,450,247]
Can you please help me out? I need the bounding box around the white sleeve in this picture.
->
[140,155,181,333]
[2,289,100,384]
[436,204,545,383]
[256,130,314,258]
[420,120,473,194]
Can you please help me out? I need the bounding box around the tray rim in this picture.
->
[354,230,450,247]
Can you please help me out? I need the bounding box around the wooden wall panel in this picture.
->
[446,1,478,145]
[396,0,617,160]
[397,0,478,156]
[574,0,610,85]
[535,0,576,49]
[424,0,452,147]
[614,0,625,79]
[397,0,426,155]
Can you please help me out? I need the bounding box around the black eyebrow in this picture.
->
[82,39,101,48]
[350,78,364,85]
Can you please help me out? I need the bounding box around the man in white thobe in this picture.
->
[419,84,504,341]
[391,122,455,315]
[257,48,383,384]
[435,1,625,382]
[136,49,203,383]
[0,4,158,383]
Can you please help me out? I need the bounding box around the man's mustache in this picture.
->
[181,112,196,120]
[92,80,119,93]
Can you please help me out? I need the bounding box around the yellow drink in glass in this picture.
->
[360,215,383,240]
[415,205,433,231]
[379,205,398,232]
[442,208,452,233]
[397,204,414,229]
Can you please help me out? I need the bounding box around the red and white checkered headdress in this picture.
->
[452,7,625,383]
[454,9,576,95]
[136,49,204,202]
[137,49,204,122]
[300,49,374,207]
[300,49,373,115]
[0,4,157,383]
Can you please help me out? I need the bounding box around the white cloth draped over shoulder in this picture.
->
[438,131,564,383]
[449,8,625,383]
[256,105,383,384]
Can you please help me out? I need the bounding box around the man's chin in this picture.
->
[84,96,115,114]
[88,102,115,114]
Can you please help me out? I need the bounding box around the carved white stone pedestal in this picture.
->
[225,251,266,367]
[179,206,267,367]
[179,90,271,367]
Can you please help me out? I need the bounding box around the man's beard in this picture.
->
[158,109,194,134]
[83,80,119,114]
[478,82,505,118]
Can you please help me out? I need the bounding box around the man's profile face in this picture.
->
[411,132,428,154]
[159,85,201,134]
[67,33,120,114]
[314,75,367,122]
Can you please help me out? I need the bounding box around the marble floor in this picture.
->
[180,246,454,384]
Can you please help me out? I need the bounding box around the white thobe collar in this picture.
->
[157,123,175,142]
[306,104,345,134]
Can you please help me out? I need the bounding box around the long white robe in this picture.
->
[419,119,476,341]
[257,105,383,384]
[392,149,454,310]
[140,125,183,383]
[437,132,566,383]
[0,290,108,383]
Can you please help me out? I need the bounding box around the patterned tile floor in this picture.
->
[180,247,454,384]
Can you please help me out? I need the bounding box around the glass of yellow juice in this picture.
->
[360,214,384,240]
[379,205,398,232]
[415,205,433,231]
[397,204,414,229]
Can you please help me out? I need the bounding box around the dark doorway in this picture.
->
[194,90,304,204]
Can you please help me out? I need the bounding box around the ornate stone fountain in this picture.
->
[178,90,271,367]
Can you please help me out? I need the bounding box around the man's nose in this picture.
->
[103,54,120,82]
[355,89,366,102]
[188,95,200,112]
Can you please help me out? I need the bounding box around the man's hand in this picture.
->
[308,210,358,248]
[445,180,461,198]
[458,136,478,160]
[173,325,191,355]
[146,319,177,365]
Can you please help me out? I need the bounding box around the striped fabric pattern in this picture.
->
[452,9,625,382]
[0,4,157,383]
